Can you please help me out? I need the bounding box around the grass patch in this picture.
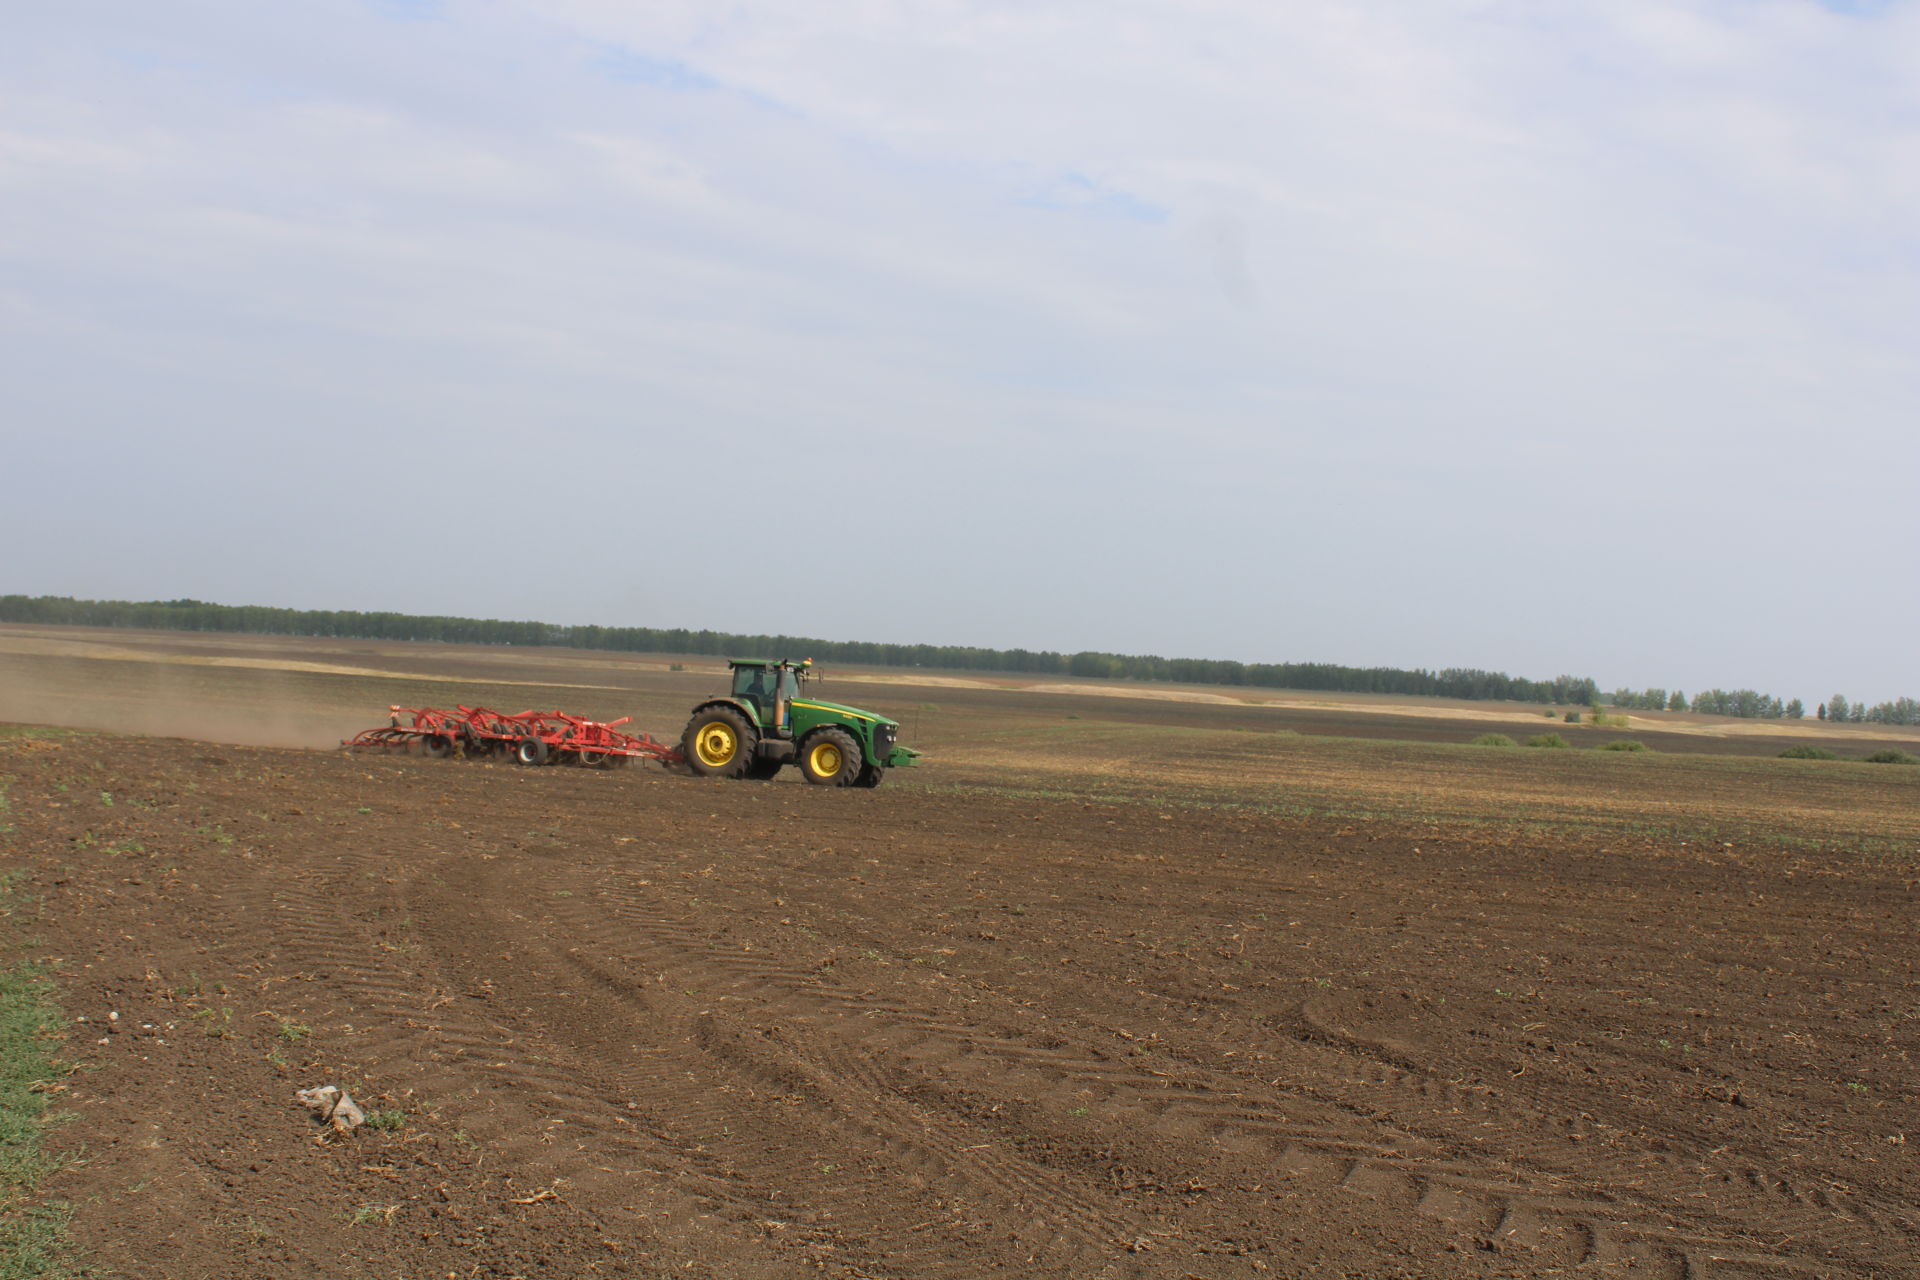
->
[1599,740,1650,752]
[1525,733,1570,749]
[1862,749,1918,765]
[1778,744,1840,760]
[1468,733,1516,748]
[0,873,80,1280]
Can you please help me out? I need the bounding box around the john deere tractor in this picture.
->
[681,659,918,787]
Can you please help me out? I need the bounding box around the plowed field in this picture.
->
[3,628,1917,1278]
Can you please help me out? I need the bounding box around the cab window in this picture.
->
[732,665,773,711]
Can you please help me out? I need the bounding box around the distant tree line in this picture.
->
[1819,694,1920,726]
[1607,687,1804,719]
[0,594,1605,705]
[1606,684,1920,725]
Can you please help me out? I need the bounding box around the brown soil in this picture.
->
[2,630,1917,1278]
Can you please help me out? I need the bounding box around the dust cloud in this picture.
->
[0,653,367,750]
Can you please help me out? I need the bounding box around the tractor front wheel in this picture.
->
[683,707,754,778]
[799,728,861,787]
[853,762,885,789]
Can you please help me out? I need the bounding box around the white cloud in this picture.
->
[1,0,1914,695]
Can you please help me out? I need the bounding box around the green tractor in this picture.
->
[681,658,918,787]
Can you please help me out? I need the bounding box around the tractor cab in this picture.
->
[728,658,808,737]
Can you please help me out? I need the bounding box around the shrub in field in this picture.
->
[1526,733,1569,749]
[1600,740,1649,752]
[1563,711,1582,724]
[1777,745,1839,760]
[1470,733,1517,747]
[1862,749,1919,765]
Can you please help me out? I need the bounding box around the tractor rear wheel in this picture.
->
[799,728,861,787]
[683,707,754,778]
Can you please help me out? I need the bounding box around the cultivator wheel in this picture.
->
[514,735,550,766]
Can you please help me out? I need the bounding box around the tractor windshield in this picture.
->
[732,665,774,717]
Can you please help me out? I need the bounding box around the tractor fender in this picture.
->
[786,702,884,763]
[687,698,761,737]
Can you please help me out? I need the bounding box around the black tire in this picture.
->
[682,706,754,778]
[853,762,885,789]
[743,756,784,781]
[421,734,454,759]
[798,727,861,787]
[514,735,550,766]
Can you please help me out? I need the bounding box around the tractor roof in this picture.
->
[726,657,813,670]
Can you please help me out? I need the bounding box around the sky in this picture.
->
[2,1,1915,702]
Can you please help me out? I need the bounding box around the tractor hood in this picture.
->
[790,697,896,728]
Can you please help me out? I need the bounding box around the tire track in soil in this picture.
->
[1281,1001,1914,1268]
[533,866,1884,1280]
[966,951,1906,1280]
[421,860,1169,1279]
[897,862,1912,1280]
[184,764,1906,1279]
[212,848,821,1279]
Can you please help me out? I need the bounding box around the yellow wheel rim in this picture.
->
[809,741,843,777]
[695,723,738,767]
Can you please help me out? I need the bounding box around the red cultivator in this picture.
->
[344,705,684,769]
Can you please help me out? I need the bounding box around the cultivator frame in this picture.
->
[344,705,683,769]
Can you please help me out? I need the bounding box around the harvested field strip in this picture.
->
[933,722,1920,854]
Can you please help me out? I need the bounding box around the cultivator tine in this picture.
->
[343,703,686,768]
